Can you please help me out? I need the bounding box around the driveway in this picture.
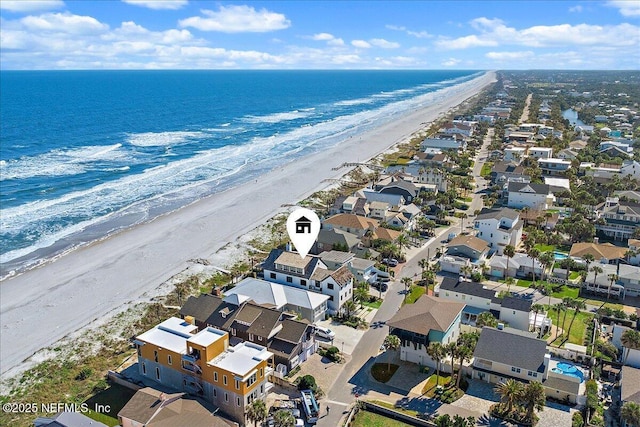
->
[314,305,377,355]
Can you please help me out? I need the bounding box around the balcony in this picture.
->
[182,359,202,375]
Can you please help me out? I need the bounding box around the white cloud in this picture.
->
[436,18,640,49]
[607,0,640,17]
[122,0,187,10]
[179,5,290,33]
[386,24,431,38]
[351,39,371,48]
[569,5,583,13]
[21,12,109,34]
[310,33,344,46]
[0,0,64,12]
[485,50,535,60]
[369,38,400,49]
[442,58,461,66]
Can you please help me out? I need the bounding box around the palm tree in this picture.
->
[401,277,413,301]
[383,335,401,372]
[590,265,603,286]
[553,303,565,342]
[561,297,573,335]
[621,329,640,366]
[354,285,369,308]
[460,265,472,280]
[343,300,356,318]
[427,342,446,386]
[504,245,516,279]
[419,258,429,275]
[505,276,515,294]
[607,273,618,301]
[397,233,409,257]
[246,400,268,427]
[531,303,544,337]
[538,251,555,281]
[622,402,640,427]
[273,410,295,427]
[455,345,473,388]
[495,379,524,414]
[476,311,498,328]
[528,247,540,287]
[625,249,637,265]
[521,381,546,423]
[445,342,457,381]
[544,211,553,228]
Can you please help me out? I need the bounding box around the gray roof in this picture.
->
[507,182,551,195]
[359,189,405,206]
[380,180,418,197]
[316,228,360,250]
[440,277,501,302]
[319,250,354,265]
[475,208,520,222]
[180,294,225,324]
[474,327,547,373]
[543,375,581,395]
[622,365,640,403]
[501,296,533,312]
[34,412,108,427]
[262,248,322,280]
[225,277,329,310]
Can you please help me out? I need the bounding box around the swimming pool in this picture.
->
[554,252,568,261]
[551,362,584,382]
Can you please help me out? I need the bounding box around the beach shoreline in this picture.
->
[0,71,496,382]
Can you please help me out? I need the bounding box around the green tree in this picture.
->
[590,265,603,287]
[495,379,523,414]
[354,285,369,308]
[621,329,640,366]
[531,303,545,338]
[553,302,566,341]
[297,375,318,393]
[401,277,413,301]
[427,342,447,386]
[383,335,401,372]
[521,381,546,423]
[273,410,295,427]
[528,247,540,287]
[572,411,584,427]
[476,311,498,328]
[607,273,618,301]
[504,245,516,279]
[622,402,640,427]
[246,400,268,427]
[435,414,454,427]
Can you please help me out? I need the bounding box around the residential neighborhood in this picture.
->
[11,70,640,427]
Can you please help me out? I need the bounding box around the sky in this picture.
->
[1,0,639,70]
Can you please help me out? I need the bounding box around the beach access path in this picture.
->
[0,72,496,382]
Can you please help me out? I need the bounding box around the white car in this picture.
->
[315,326,335,340]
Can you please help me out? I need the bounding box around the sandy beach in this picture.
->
[0,71,495,380]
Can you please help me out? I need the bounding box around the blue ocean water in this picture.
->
[0,70,480,277]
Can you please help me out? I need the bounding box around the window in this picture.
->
[154,350,158,363]
[260,368,263,377]
[511,367,521,373]
[232,328,236,336]
[328,283,334,290]
[155,367,160,381]
[237,397,241,407]
[214,372,218,382]
[167,355,172,365]
[301,279,307,286]
[213,389,217,398]
[270,272,276,279]
[286,276,293,283]
[223,375,227,385]
[258,336,262,341]
[235,379,240,390]
[137,345,141,356]
[329,296,334,301]
[224,392,228,402]
[248,372,257,386]
[142,362,146,375]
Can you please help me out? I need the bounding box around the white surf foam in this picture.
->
[126,131,205,147]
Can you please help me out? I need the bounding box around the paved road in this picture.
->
[317,128,494,426]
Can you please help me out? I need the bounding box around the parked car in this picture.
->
[314,326,335,340]
[447,232,457,242]
[371,282,388,292]
[382,258,399,267]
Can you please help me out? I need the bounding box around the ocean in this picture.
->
[0,70,480,278]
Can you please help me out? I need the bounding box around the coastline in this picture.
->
[0,71,496,381]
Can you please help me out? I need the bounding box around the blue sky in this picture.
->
[1,0,639,69]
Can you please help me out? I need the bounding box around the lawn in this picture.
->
[546,304,594,347]
[370,400,420,418]
[352,410,413,427]
[422,373,453,396]
[480,162,493,177]
[534,244,555,253]
[403,286,426,305]
[569,271,581,280]
[371,363,399,383]
[551,286,580,300]
[363,299,382,309]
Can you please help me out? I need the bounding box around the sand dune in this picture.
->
[0,71,495,380]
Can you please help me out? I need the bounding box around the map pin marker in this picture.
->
[286,208,321,259]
